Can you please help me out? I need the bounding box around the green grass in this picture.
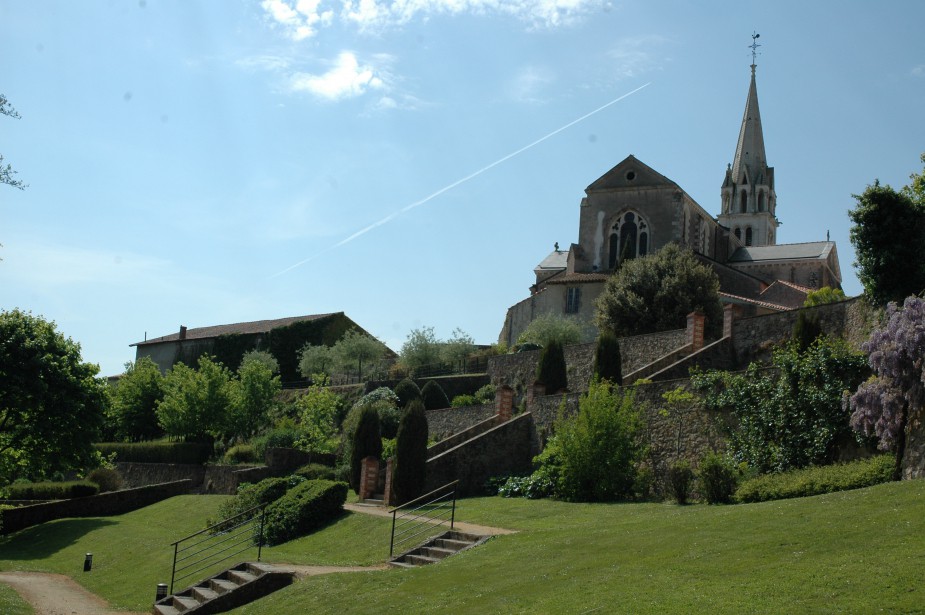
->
[3,483,925,614]
[0,583,32,615]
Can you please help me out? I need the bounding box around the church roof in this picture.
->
[586,155,680,192]
[728,241,834,263]
[731,66,768,186]
[547,273,609,285]
[719,291,790,312]
[534,249,568,273]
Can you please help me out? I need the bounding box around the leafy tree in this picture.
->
[399,326,442,375]
[803,286,847,307]
[393,378,422,408]
[536,339,567,393]
[847,296,925,480]
[0,309,107,483]
[543,379,644,502]
[157,355,233,442]
[349,404,382,493]
[333,329,386,381]
[240,350,279,374]
[791,310,822,352]
[227,356,280,442]
[593,329,623,385]
[393,399,429,503]
[0,94,26,190]
[693,337,868,473]
[441,328,476,373]
[295,385,342,454]
[298,343,335,381]
[848,158,925,305]
[595,243,723,338]
[517,313,584,348]
[110,357,164,442]
[420,380,449,410]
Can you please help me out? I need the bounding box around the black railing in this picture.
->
[389,481,458,558]
[168,504,267,594]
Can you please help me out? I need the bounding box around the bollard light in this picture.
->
[155,583,168,601]
[83,553,93,572]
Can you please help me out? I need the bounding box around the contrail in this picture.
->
[271,82,651,278]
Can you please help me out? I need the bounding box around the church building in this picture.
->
[499,55,842,347]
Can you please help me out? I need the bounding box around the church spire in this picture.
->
[718,33,778,247]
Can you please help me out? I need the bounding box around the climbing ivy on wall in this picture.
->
[268,314,354,383]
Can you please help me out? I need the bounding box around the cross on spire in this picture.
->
[749,32,761,72]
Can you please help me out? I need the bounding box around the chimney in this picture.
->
[179,325,187,340]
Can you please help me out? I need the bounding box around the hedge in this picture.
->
[734,455,894,503]
[294,463,336,481]
[94,441,212,464]
[262,480,348,546]
[9,481,99,500]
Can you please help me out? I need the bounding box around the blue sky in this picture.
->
[2,0,924,377]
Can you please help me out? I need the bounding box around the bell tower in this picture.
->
[718,33,779,247]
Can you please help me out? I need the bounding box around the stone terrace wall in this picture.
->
[1,479,193,535]
[650,338,736,381]
[488,328,689,403]
[426,403,496,441]
[425,413,534,496]
[118,463,270,495]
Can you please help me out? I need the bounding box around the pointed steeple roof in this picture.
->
[731,65,767,185]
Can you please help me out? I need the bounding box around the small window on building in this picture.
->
[758,191,766,212]
[734,227,742,240]
[740,190,748,213]
[745,227,753,246]
[566,287,581,314]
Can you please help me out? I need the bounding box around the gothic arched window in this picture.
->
[608,211,651,268]
[740,189,748,213]
[745,227,753,246]
[758,191,766,212]
[734,227,742,240]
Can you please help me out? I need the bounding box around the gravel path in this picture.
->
[0,571,145,615]
[344,502,517,536]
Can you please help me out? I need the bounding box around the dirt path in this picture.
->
[344,502,517,536]
[0,571,145,615]
[271,564,388,578]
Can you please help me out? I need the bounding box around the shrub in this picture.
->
[252,425,302,459]
[536,339,567,393]
[393,400,429,504]
[734,455,894,504]
[87,467,123,493]
[378,405,401,440]
[667,461,694,504]
[698,452,738,504]
[8,481,99,500]
[450,394,478,407]
[792,310,822,351]
[474,383,496,404]
[594,329,623,385]
[210,476,296,530]
[349,405,382,493]
[294,463,336,481]
[393,379,422,408]
[420,381,449,410]
[224,444,258,465]
[496,474,555,499]
[262,479,348,546]
[93,441,212,465]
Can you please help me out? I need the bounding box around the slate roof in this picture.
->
[132,313,339,347]
[534,249,569,272]
[728,241,833,263]
[719,291,790,312]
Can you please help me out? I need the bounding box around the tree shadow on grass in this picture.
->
[0,518,117,561]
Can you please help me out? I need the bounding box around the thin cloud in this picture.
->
[289,51,385,100]
[912,65,925,78]
[608,35,670,79]
[508,65,556,103]
[261,0,334,40]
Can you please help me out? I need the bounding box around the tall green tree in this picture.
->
[536,339,568,393]
[298,343,335,383]
[111,357,164,442]
[593,329,623,385]
[0,94,26,190]
[0,309,107,483]
[227,355,280,442]
[441,328,476,373]
[595,243,723,338]
[517,313,585,348]
[849,155,925,305]
[393,399,429,504]
[333,329,386,381]
[157,355,233,441]
[399,326,442,375]
[349,404,383,493]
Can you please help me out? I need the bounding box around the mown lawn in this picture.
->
[0,582,32,614]
[2,482,925,614]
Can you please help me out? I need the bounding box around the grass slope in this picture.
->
[0,583,32,614]
[231,480,925,615]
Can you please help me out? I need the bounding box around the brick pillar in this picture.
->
[723,304,734,339]
[359,456,379,501]
[497,385,514,421]
[528,382,546,412]
[383,458,395,507]
[687,311,706,352]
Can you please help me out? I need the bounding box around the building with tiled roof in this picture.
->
[499,56,841,346]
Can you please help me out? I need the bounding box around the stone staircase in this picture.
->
[389,530,488,569]
[152,562,293,614]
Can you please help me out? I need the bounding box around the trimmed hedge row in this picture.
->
[294,463,336,481]
[263,480,348,546]
[94,442,212,465]
[9,481,99,500]
[210,476,296,530]
[735,455,894,503]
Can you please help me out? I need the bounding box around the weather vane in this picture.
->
[749,31,761,67]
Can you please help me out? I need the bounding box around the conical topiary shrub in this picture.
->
[594,329,623,386]
[420,380,449,410]
[349,404,382,494]
[536,339,567,394]
[393,399,429,504]
[393,378,422,409]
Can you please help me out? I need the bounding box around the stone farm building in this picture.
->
[500,61,842,346]
[131,312,389,383]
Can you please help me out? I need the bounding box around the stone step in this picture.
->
[227,569,257,585]
[388,560,416,569]
[406,554,440,566]
[209,578,238,594]
[171,595,200,612]
[434,538,472,551]
[190,585,220,602]
[153,604,181,615]
[446,531,483,543]
[420,546,455,559]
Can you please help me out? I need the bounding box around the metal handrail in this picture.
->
[389,481,458,558]
[168,503,267,594]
